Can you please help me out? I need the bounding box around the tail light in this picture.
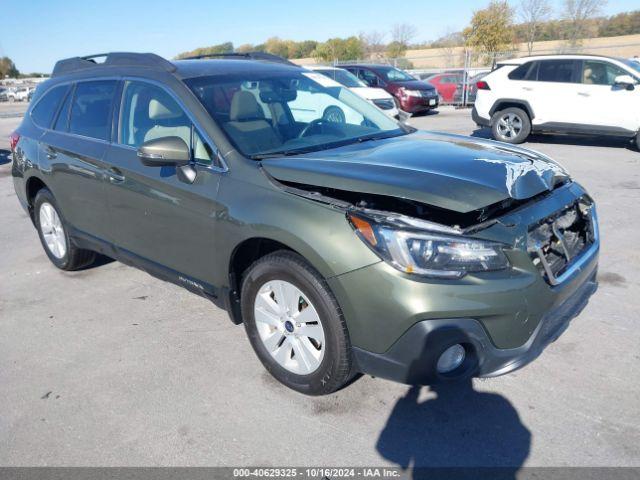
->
[9,131,20,152]
[476,80,490,90]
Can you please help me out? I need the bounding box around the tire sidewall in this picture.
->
[491,107,531,144]
[241,253,349,395]
[34,189,72,269]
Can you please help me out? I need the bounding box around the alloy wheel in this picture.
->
[496,112,523,140]
[39,202,67,259]
[254,280,325,375]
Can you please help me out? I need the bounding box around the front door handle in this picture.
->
[107,167,125,183]
[522,86,534,91]
[45,146,57,160]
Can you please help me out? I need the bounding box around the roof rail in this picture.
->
[52,52,176,77]
[178,51,300,67]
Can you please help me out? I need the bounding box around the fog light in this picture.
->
[436,344,466,374]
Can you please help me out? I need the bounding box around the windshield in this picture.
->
[377,67,416,82]
[185,70,406,158]
[314,68,365,88]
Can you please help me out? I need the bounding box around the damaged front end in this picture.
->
[261,167,575,281]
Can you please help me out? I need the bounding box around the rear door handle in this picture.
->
[45,146,57,160]
[522,87,534,91]
[107,167,125,183]
[578,92,590,97]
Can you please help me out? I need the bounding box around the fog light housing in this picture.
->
[436,344,466,374]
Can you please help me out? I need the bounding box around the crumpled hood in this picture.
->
[261,131,569,213]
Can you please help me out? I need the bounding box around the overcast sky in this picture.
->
[2,0,638,73]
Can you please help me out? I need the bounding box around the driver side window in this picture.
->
[119,81,214,165]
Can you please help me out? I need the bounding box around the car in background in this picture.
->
[0,88,7,102]
[473,54,640,146]
[453,72,489,105]
[421,72,464,103]
[27,88,35,102]
[341,64,438,114]
[6,87,30,102]
[309,66,399,118]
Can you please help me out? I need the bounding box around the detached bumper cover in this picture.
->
[353,270,598,385]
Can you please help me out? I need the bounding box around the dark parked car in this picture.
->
[342,64,439,114]
[0,88,7,102]
[11,52,599,395]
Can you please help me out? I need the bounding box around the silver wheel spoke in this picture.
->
[39,203,66,259]
[254,279,325,375]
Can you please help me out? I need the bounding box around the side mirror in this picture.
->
[614,74,637,90]
[137,136,190,167]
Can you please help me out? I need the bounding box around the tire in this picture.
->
[635,132,640,151]
[491,107,531,144]
[241,251,353,395]
[34,188,95,271]
[322,106,346,124]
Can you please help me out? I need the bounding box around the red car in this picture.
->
[420,72,464,103]
[342,64,439,114]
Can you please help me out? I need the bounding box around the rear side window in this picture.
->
[508,62,537,80]
[69,80,118,141]
[30,85,69,128]
[537,60,578,83]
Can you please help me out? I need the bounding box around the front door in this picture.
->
[103,79,224,290]
[574,59,640,133]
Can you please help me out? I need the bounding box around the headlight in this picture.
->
[403,89,422,97]
[348,213,509,278]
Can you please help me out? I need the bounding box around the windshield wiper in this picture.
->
[251,148,314,160]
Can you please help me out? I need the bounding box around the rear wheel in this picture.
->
[34,188,95,270]
[241,251,353,395]
[491,107,531,144]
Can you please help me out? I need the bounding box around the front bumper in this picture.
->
[352,270,597,384]
[400,94,439,113]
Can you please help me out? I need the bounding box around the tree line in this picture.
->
[175,3,639,62]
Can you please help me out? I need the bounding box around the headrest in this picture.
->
[149,98,182,120]
[230,90,265,122]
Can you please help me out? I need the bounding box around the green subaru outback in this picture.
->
[10,52,599,395]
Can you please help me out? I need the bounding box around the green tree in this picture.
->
[385,41,407,59]
[0,57,19,78]
[463,1,515,57]
[312,37,364,62]
[175,42,234,59]
[264,37,291,58]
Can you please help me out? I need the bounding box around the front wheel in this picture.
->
[241,251,353,395]
[491,107,531,144]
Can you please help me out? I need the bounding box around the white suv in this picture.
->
[473,54,640,148]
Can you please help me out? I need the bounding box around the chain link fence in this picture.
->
[329,40,640,108]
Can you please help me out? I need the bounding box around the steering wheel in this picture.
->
[298,119,327,138]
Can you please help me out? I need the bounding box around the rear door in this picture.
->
[526,59,582,125]
[575,59,640,132]
[103,79,224,288]
[38,80,117,241]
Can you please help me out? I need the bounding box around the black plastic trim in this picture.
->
[532,122,637,138]
[489,99,535,120]
[353,270,598,385]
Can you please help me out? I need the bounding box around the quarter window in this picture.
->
[30,85,69,128]
[508,62,537,80]
[53,88,73,132]
[582,60,629,86]
[537,60,578,83]
[69,80,117,140]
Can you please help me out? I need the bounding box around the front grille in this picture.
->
[372,98,395,110]
[527,196,596,285]
[420,90,437,98]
